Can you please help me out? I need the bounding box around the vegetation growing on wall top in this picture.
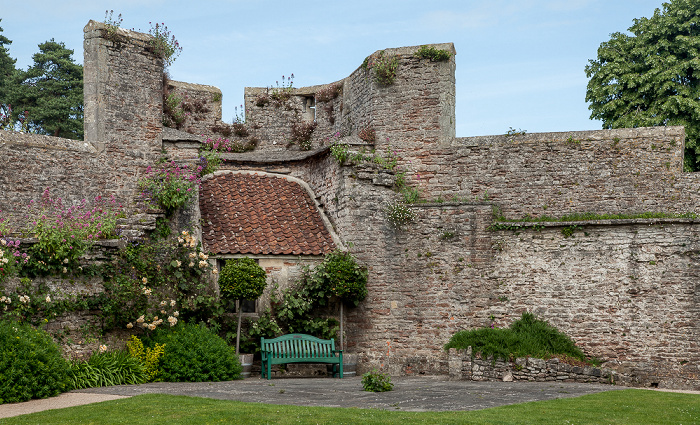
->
[103,10,123,43]
[362,51,399,86]
[414,45,452,62]
[315,82,343,103]
[288,121,317,150]
[147,22,182,68]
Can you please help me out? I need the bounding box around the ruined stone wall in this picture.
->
[166,80,222,136]
[1,22,165,230]
[224,139,700,389]
[489,219,700,388]
[242,43,456,154]
[0,132,110,229]
[342,195,700,388]
[83,21,163,157]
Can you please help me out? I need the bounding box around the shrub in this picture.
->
[315,82,343,103]
[444,312,590,363]
[232,123,249,137]
[219,257,268,354]
[24,190,122,276]
[146,322,242,382]
[218,258,267,303]
[0,320,70,404]
[414,45,452,62]
[0,237,26,284]
[126,335,165,382]
[138,161,201,215]
[163,93,185,128]
[373,52,399,85]
[289,121,317,150]
[358,127,376,143]
[330,142,349,164]
[198,149,221,176]
[68,349,147,389]
[361,369,393,392]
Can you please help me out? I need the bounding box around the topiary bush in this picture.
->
[320,250,368,306]
[219,257,268,354]
[146,321,242,382]
[0,320,70,404]
[218,257,267,302]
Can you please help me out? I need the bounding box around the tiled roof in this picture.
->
[200,172,336,256]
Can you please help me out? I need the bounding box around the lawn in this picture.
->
[0,389,698,424]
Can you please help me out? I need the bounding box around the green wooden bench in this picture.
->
[260,334,343,380]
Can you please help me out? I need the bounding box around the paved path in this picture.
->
[0,376,623,419]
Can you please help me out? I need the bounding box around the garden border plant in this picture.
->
[444,312,598,366]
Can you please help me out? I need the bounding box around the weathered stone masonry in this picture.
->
[2,23,700,389]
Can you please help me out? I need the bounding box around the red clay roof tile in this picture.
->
[200,173,335,256]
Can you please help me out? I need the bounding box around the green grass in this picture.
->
[1,390,698,424]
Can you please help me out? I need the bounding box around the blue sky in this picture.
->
[2,0,666,137]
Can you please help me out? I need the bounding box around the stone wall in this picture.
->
[448,348,625,385]
[166,80,222,136]
[1,21,166,231]
[83,20,163,157]
[243,43,456,153]
[4,20,700,389]
[399,127,700,218]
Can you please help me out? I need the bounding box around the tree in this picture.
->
[218,257,268,355]
[318,250,367,351]
[585,0,700,170]
[7,39,83,139]
[0,19,17,123]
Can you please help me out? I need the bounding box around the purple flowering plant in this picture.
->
[147,22,182,68]
[138,161,202,214]
[0,236,28,284]
[22,189,124,275]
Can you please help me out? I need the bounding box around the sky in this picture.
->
[1,0,667,138]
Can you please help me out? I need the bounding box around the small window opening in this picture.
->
[302,96,316,122]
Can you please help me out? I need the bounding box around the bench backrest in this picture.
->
[261,334,336,359]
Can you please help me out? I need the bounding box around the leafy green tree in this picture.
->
[219,257,268,354]
[7,39,83,139]
[585,0,700,170]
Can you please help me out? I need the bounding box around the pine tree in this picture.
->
[7,39,83,139]
[0,20,17,121]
